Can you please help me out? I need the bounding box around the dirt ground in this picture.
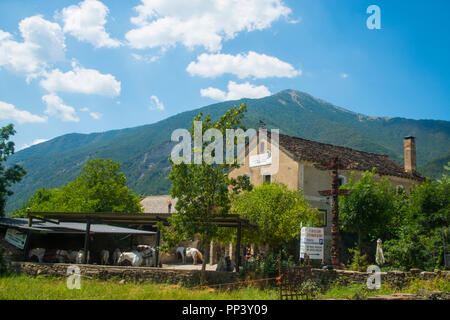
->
[161,263,218,271]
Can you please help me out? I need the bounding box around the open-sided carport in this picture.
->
[0,216,155,263]
[27,212,257,271]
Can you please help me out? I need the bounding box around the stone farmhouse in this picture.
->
[228,130,425,263]
[141,131,425,264]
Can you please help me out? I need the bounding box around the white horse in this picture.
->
[176,246,186,263]
[29,248,46,262]
[100,250,110,265]
[55,250,72,263]
[117,251,142,267]
[186,247,203,265]
[113,248,121,265]
[137,245,156,266]
[76,250,90,264]
[66,250,79,263]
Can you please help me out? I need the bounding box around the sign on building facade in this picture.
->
[300,227,324,260]
[5,228,27,249]
[249,150,272,167]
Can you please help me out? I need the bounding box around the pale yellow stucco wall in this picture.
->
[228,136,299,190]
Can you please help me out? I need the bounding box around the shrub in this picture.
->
[348,245,369,272]
[299,279,320,300]
[0,247,8,275]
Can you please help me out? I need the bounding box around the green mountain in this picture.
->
[6,89,450,214]
[418,151,450,180]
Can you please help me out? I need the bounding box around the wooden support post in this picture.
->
[209,240,215,265]
[27,208,32,227]
[235,221,242,272]
[229,243,234,261]
[154,227,161,267]
[22,230,32,261]
[83,219,91,264]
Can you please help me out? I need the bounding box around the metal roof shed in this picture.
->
[26,212,257,271]
[0,218,156,235]
[0,217,155,264]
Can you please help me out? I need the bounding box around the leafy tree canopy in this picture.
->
[168,103,251,280]
[169,103,249,241]
[231,183,321,248]
[1,124,26,217]
[384,175,449,270]
[15,158,142,215]
[339,168,400,252]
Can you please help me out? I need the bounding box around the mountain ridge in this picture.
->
[6,89,450,214]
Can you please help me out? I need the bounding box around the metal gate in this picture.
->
[277,255,313,300]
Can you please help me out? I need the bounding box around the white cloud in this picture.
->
[60,0,121,48]
[126,0,291,52]
[132,53,159,63]
[0,15,65,76]
[89,112,102,119]
[42,93,79,122]
[0,101,47,124]
[340,73,349,79]
[187,51,301,79]
[40,61,121,96]
[149,95,164,110]
[19,138,49,151]
[79,107,101,119]
[200,81,271,101]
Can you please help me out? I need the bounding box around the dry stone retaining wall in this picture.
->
[7,262,450,290]
[9,262,238,287]
[310,268,450,289]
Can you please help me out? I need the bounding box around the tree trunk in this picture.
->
[200,238,210,285]
[358,230,362,255]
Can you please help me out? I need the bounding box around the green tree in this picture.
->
[231,183,320,249]
[384,176,449,270]
[17,159,142,214]
[339,169,399,255]
[0,124,26,217]
[168,103,248,282]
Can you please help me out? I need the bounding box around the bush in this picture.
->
[0,247,8,275]
[299,279,320,300]
[348,245,369,272]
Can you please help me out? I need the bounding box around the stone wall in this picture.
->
[9,262,239,287]
[310,268,450,289]
[7,262,449,290]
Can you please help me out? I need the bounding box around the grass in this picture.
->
[0,274,447,300]
[318,278,450,300]
[0,275,279,300]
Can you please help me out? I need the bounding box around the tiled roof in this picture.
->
[274,133,425,181]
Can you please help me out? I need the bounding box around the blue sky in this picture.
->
[0,0,449,150]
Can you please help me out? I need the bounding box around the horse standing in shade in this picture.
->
[113,248,121,265]
[29,248,46,262]
[186,247,203,265]
[100,250,110,265]
[76,250,90,264]
[137,245,156,266]
[117,251,143,267]
[176,246,186,263]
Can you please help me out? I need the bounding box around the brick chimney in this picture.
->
[403,136,416,174]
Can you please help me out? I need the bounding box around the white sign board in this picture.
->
[5,228,27,249]
[249,150,272,167]
[300,227,324,260]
